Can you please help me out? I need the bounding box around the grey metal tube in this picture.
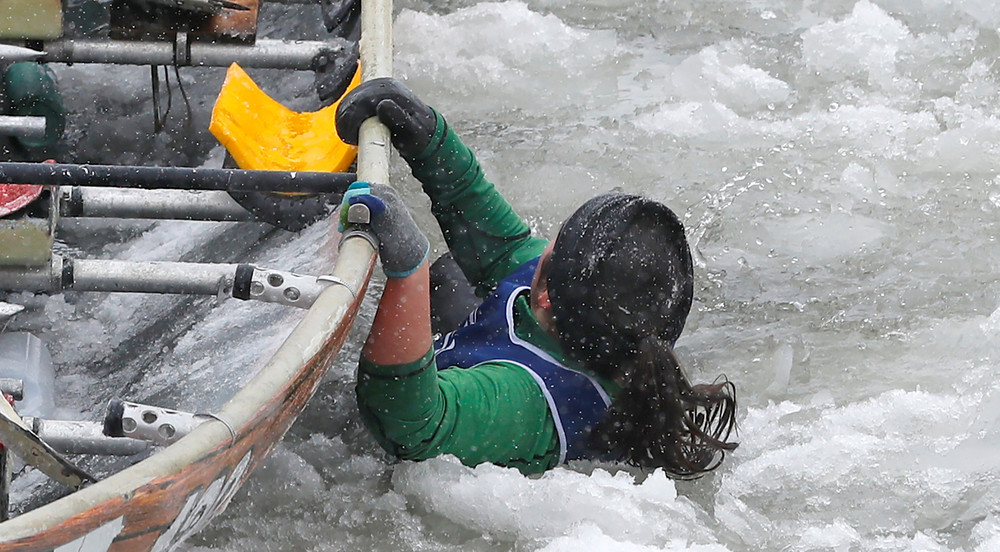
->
[0,116,45,139]
[63,188,254,221]
[22,418,149,456]
[0,256,236,295]
[69,259,239,295]
[40,38,348,70]
[189,40,336,69]
[0,257,335,309]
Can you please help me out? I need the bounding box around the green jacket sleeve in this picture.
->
[356,350,560,474]
[406,111,547,295]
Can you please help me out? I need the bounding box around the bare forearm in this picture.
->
[363,261,433,365]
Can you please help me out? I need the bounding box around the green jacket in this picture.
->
[355,113,614,474]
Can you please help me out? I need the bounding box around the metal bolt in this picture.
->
[283,287,301,301]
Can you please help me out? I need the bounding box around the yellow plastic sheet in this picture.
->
[210,63,360,174]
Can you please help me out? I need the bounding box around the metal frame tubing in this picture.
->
[38,38,351,70]
[70,260,237,295]
[0,257,341,309]
[0,116,45,139]
[61,188,254,221]
[357,0,393,182]
[21,419,148,457]
[0,162,356,194]
[0,257,239,296]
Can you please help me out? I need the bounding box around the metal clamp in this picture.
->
[103,399,237,449]
[246,266,346,308]
[347,202,371,224]
[174,32,191,66]
[106,399,207,447]
[195,412,238,448]
[316,275,356,300]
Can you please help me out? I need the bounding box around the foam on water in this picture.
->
[395,1,620,115]
[10,0,1000,549]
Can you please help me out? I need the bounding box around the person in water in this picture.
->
[335,78,738,477]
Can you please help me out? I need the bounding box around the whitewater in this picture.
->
[11,0,1000,550]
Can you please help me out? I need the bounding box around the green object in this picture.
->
[354,112,616,474]
[4,62,66,148]
[0,220,52,267]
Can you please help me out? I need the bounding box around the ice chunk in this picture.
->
[672,44,790,114]
[801,0,912,89]
[392,457,723,548]
[395,2,618,112]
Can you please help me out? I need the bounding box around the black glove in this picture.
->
[335,77,437,161]
[313,41,359,106]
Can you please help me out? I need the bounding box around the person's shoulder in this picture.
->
[498,237,549,279]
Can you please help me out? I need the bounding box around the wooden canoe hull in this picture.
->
[0,237,375,552]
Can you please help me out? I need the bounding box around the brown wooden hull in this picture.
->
[0,237,375,551]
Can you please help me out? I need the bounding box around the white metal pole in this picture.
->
[64,188,254,221]
[357,0,393,186]
[0,116,46,139]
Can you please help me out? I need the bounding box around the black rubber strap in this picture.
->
[64,187,84,217]
[61,257,74,290]
[103,398,125,438]
[232,264,255,300]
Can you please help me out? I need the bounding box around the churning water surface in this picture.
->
[16,0,1000,550]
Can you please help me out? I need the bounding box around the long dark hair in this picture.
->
[546,193,738,477]
[592,338,737,476]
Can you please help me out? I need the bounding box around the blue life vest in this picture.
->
[434,257,612,463]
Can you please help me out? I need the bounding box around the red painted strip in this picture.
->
[0,160,54,217]
[0,184,43,217]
